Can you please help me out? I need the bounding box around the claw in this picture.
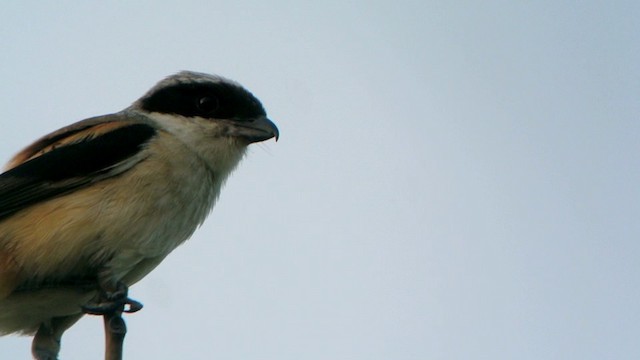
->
[82,282,143,315]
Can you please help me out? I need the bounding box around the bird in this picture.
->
[0,71,279,359]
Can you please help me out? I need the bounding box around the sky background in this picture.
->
[1,1,639,359]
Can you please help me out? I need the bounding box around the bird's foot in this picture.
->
[82,281,143,315]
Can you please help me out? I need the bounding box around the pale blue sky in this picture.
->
[1,1,639,359]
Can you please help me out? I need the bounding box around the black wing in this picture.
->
[0,121,157,221]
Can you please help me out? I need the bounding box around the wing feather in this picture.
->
[0,118,157,221]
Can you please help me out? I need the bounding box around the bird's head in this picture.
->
[127,71,279,174]
[130,71,278,143]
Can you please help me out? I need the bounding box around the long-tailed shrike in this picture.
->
[0,71,278,359]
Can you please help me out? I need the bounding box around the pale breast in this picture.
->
[1,132,223,285]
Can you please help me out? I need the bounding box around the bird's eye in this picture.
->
[196,96,219,115]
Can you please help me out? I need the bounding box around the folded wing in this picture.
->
[0,119,157,221]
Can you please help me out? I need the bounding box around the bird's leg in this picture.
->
[32,322,60,360]
[32,314,83,360]
[81,269,143,360]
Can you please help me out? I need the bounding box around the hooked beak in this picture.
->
[230,116,279,143]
